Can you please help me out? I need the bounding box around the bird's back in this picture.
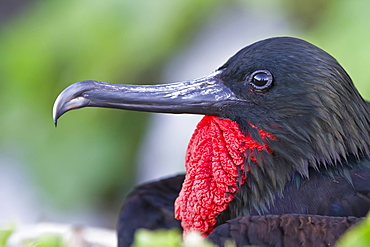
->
[118,163,370,246]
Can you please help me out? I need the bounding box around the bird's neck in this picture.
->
[174,115,272,236]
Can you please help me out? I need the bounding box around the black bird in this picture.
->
[53,37,370,246]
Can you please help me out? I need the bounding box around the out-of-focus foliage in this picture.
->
[0,226,13,247]
[132,229,183,247]
[23,234,64,247]
[0,223,115,247]
[282,0,333,29]
[285,0,370,100]
[336,214,370,247]
[0,0,221,218]
[0,227,217,247]
[133,229,222,247]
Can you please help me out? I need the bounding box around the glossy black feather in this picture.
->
[117,175,183,247]
[217,162,370,227]
[118,165,370,246]
[208,214,363,247]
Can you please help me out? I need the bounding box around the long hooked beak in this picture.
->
[53,70,238,125]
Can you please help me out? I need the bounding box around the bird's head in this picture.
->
[215,37,370,171]
[53,37,370,236]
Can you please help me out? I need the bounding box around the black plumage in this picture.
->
[208,214,363,247]
[118,162,370,246]
[117,175,183,247]
[53,37,370,246]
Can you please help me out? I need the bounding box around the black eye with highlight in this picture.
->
[248,70,273,91]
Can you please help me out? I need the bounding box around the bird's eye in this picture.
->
[248,70,273,91]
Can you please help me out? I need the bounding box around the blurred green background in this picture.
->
[0,0,369,229]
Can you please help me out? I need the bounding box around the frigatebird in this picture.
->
[53,37,370,246]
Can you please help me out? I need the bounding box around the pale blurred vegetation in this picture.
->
[0,0,222,225]
[0,0,370,230]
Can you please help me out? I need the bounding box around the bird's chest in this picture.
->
[254,167,370,217]
[174,115,271,235]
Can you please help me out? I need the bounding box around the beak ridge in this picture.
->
[53,71,237,125]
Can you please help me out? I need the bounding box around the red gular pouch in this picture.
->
[174,115,273,236]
